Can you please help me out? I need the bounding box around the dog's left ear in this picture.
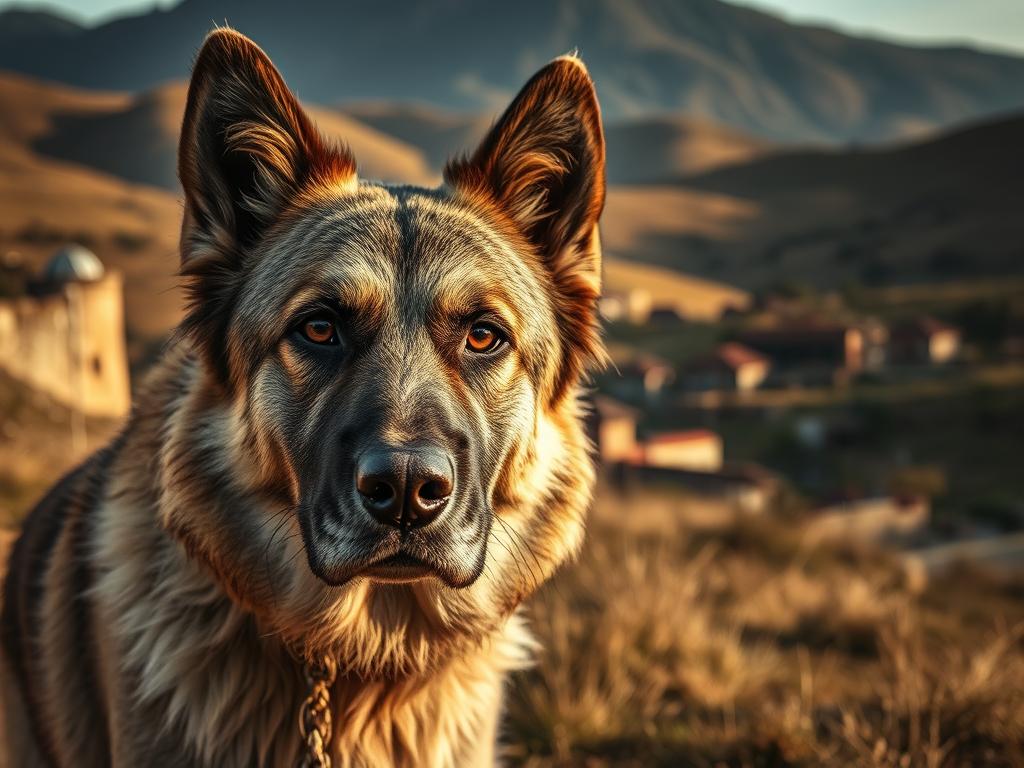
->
[445,57,606,401]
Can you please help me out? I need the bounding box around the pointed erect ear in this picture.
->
[176,29,354,385]
[178,28,355,265]
[445,57,606,400]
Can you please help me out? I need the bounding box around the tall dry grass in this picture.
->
[504,487,1024,767]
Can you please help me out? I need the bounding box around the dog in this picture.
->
[1,28,605,768]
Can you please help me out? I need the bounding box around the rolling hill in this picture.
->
[605,112,1024,288]
[30,80,437,190]
[603,259,750,321]
[2,0,1024,143]
[604,116,775,182]
[2,67,1021,366]
[0,72,759,363]
[344,104,778,183]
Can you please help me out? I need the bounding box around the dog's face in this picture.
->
[164,30,603,668]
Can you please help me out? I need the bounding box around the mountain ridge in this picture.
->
[2,0,1024,143]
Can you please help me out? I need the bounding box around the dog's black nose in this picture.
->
[356,447,454,528]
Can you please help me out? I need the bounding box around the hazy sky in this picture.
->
[1,0,1022,54]
[728,0,1024,54]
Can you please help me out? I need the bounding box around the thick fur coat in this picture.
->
[1,29,605,767]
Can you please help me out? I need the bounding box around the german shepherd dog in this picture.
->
[1,29,604,767]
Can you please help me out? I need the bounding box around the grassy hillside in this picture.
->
[0,371,119,524]
[28,78,437,190]
[605,116,776,182]
[505,487,1024,766]
[0,73,184,360]
[605,112,1024,289]
[603,259,750,321]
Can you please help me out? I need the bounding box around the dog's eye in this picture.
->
[466,323,504,354]
[299,316,338,345]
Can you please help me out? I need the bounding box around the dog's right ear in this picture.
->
[178,28,355,266]
[177,29,355,382]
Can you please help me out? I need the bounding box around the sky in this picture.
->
[727,0,1024,54]
[0,0,1022,54]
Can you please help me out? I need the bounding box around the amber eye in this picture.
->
[466,323,503,354]
[300,317,338,345]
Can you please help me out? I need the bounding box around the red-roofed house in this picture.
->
[683,342,771,392]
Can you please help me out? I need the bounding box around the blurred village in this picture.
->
[591,268,1024,575]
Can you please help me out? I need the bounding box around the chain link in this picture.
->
[298,655,338,768]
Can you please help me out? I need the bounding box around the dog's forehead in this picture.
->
[243,182,553,323]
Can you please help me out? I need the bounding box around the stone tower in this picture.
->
[0,244,131,419]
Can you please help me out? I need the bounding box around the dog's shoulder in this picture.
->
[2,437,124,764]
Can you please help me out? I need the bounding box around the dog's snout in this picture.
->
[356,447,454,529]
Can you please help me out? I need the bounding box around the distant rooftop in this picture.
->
[44,244,104,283]
[687,342,769,373]
[893,316,959,338]
[644,429,720,446]
[715,342,769,369]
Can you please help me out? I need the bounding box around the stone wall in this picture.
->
[0,274,130,418]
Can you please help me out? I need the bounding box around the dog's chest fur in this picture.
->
[1,351,535,768]
[86,404,532,767]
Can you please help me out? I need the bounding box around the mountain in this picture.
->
[604,112,1024,288]
[2,0,1024,143]
[11,68,772,192]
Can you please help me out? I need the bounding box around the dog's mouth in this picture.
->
[361,551,433,584]
[302,522,486,589]
[299,497,491,590]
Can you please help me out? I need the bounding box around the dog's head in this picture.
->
[162,29,604,671]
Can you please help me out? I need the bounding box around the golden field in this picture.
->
[504,489,1024,767]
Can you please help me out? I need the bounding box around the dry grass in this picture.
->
[503,488,1024,767]
[2,368,1022,766]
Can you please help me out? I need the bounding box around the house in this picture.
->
[889,316,960,364]
[736,322,865,385]
[0,244,131,418]
[613,353,676,403]
[682,342,770,392]
[589,395,641,464]
[589,397,724,473]
[589,396,777,514]
[640,429,723,472]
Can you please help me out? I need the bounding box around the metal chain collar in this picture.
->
[298,655,338,768]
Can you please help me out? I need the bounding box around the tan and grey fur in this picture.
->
[1,28,605,768]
